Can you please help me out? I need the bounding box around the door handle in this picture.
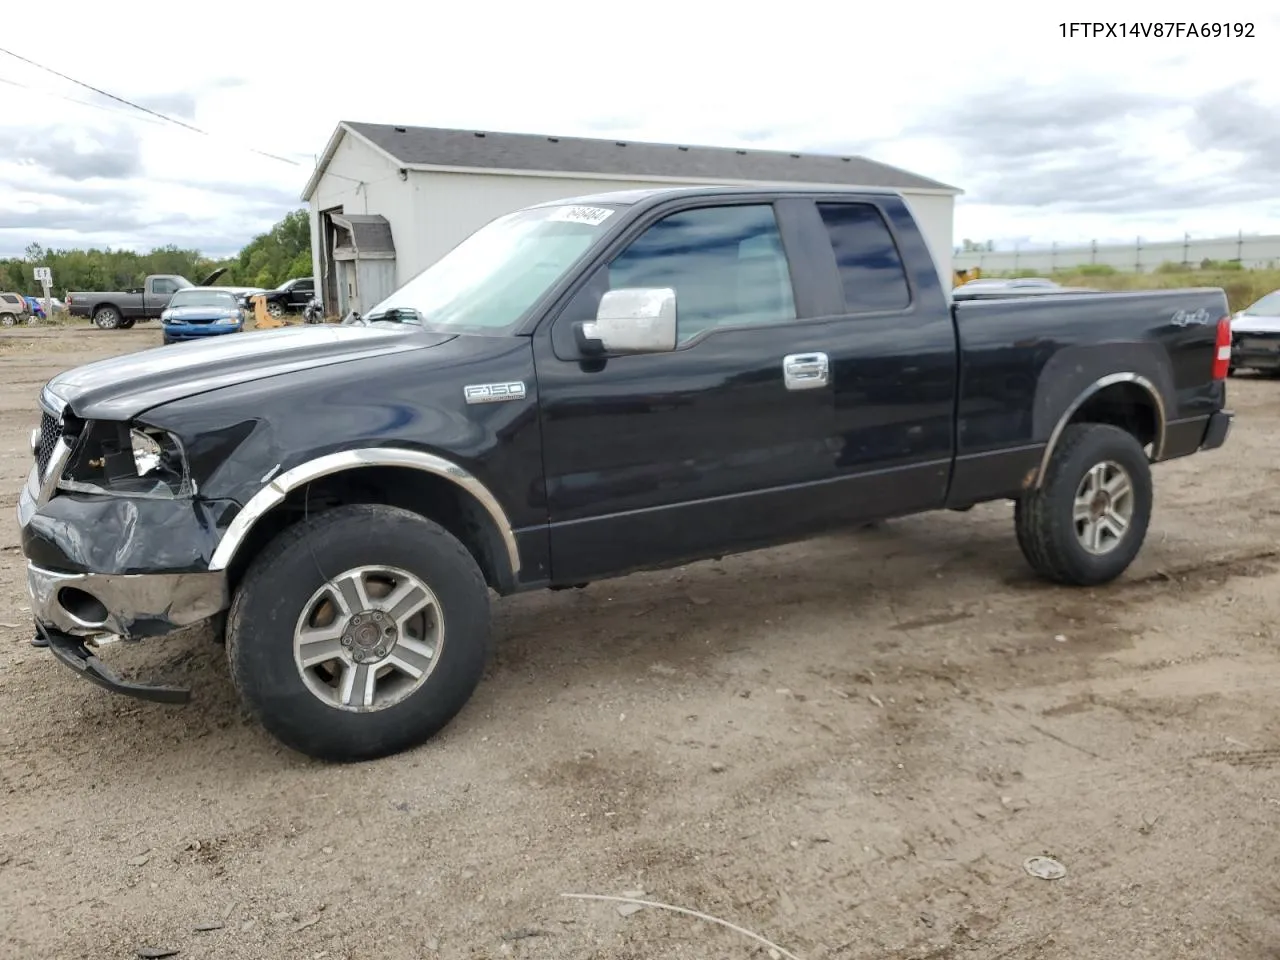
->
[783,352,830,390]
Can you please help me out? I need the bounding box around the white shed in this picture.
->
[301,122,962,316]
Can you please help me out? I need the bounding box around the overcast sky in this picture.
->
[2,0,1279,259]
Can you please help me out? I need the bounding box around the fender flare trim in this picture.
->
[1033,372,1166,490]
[208,448,520,576]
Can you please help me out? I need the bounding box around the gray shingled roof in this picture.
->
[342,122,959,193]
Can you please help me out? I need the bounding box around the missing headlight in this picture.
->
[59,420,194,499]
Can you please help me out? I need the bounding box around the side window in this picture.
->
[606,204,796,343]
[151,278,178,295]
[816,203,911,313]
[296,279,314,293]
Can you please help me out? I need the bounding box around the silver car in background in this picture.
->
[1228,290,1280,375]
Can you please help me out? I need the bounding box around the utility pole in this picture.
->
[1051,241,1057,273]
[1183,232,1190,267]
[1135,236,1142,273]
[1091,239,1097,265]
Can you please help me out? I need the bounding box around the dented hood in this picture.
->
[45,323,452,421]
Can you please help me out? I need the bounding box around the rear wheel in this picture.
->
[0,313,16,327]
[1015,423,1152,586]
[226,504,492,762]
[93,307,121,330]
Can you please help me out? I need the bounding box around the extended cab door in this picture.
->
[534,197,845,584]
[796,196,959,517]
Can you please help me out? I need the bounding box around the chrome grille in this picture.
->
[35,410,61,479]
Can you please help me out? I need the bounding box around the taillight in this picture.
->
[1212,315,1231,380]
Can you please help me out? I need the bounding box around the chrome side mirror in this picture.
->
[577,288,677,355]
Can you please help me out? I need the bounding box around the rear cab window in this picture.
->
[815,202,912,313]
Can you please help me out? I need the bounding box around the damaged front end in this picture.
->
[18,386,234,703]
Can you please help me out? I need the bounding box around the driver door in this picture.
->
[532,199,837,584]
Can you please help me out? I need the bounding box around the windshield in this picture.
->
[361,203,620,332]
[1243,291,1280,317]
[169,290,239,309]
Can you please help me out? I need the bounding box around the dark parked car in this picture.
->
[19,186,1233,763]
[67,269,228,329]
[255,277,315,318]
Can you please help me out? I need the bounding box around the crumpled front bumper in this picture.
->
[19,445,233,702]
[39,627,194,704]
[26,562,227,639]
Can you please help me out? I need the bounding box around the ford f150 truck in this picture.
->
[67,268,227,330]
[19,186,1234,763]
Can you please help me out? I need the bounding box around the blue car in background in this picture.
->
[160,287,245,344]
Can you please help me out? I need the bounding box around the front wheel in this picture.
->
[226,504,492,762]
[266,301,285,319]
[1014,423,1153,586]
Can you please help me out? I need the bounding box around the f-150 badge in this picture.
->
[464,382,527,404]
[1170,308,1212,327]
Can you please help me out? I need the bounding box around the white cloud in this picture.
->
[2,0,1279,257]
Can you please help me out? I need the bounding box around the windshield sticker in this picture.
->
[547,205,615,226]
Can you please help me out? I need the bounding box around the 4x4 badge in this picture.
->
[464,381,527,404]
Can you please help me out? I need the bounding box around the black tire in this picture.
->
[266,300,285,318]
[93,306,120,330]
[1014,423,1152,586]
[0,313,15,327]
[226,503,492,762]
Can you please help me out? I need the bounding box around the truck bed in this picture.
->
[945,287,1229,505]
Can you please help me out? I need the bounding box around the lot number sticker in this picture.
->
[548,205,615,226]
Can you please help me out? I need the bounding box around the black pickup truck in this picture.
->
[19,186,1233,762]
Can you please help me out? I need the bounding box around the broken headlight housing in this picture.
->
[57,421,194,499]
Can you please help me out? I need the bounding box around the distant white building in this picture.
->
[301,121,962,316]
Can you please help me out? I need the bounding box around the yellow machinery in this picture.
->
[954,267,982,286]
[252,294,295,330]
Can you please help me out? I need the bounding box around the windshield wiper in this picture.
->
[361,306,425,325]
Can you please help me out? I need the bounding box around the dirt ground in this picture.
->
[2,325,1279,960]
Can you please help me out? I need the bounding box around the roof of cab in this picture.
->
[529,183,908,209]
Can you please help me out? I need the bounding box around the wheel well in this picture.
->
[1068,382,1159,453]
[224,466,514,597]
[93,302,120,317]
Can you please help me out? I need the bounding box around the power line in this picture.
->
[0,45,205,133]
[0,45,302,166]
[0,74,167,127]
